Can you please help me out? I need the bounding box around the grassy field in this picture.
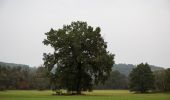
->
[0,90,169,100]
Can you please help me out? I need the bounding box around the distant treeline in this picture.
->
[0,62,50,90]
[94,70,128,89]
[0,62,169,92]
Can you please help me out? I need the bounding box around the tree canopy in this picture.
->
[43,21,114,94]
[129,63,154,93]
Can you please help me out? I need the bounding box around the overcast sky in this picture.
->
[0,0,170,68]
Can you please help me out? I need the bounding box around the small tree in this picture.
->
[129,63,154,93]
[43,21,114,94]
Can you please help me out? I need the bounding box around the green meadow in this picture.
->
[0,90,169,100]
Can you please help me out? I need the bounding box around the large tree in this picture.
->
[43,21,114,94]
[129,63,154,93]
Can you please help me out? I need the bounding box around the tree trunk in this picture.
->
[76,62,82,94]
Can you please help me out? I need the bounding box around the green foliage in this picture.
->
[154,68,170,92]
[35,66,50,90]
[154,70,167,91]
[95,70,128,89]
[129,63,154,93]
[165,68,170,91]
[0,62,50,90]
[0,65,8,90]
[43,21,114,94]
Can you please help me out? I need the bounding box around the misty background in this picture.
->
[0,0,170,68]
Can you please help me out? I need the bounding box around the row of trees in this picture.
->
[0,65,49,91]
[0,63,128,91]
[0,63,170,93]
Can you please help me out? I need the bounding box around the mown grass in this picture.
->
[0,90,169,100]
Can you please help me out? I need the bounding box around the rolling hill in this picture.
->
[0,61,164,76]
[113,63,164,76]
[0,61,29,67]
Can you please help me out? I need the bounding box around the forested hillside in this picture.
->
[113,64,164,76]
[0,61,29,68]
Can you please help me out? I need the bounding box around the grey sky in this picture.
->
[0,0,170,68]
